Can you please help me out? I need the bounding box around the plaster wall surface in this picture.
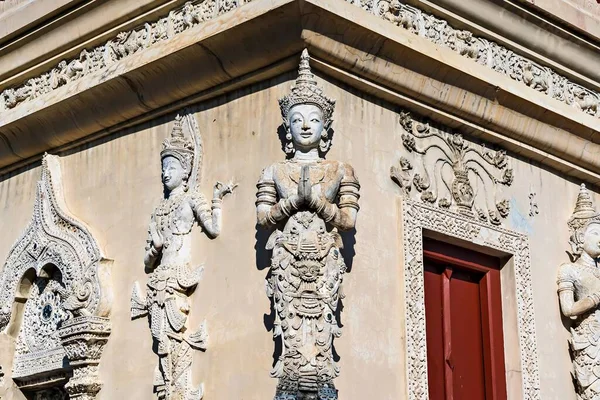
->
[0,0,32,14]
[0,70,581,399]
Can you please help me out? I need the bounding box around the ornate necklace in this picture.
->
[156,191,187,216]
[155,191,193,252]
[578,255,600,280]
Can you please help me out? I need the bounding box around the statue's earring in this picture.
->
[183,181,189,192]
[285,142,296,154]
[319,130,330,153]
[284,126,295,154]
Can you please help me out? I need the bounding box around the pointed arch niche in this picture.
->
[0,154,111,399]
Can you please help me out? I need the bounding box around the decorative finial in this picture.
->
[161,114,194,174]
[278,49,336,123]
[568,183,600,232]
[296,49,317,87]
[172,114,184,138]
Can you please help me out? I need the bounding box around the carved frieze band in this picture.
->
[401,199,540,400]
[363,0,600,117]
[0,0,243,111]
[2,0,600,122]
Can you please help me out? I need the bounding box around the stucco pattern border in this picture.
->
[400,198,540,400]
[0,0,244,111]
[1,0,600,121]
[361,0,600,118]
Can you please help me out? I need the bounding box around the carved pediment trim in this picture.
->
[0,154,111,397]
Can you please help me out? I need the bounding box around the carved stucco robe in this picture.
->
[142,190,213,399]
[558,258,600,400]
[257,159,359,397]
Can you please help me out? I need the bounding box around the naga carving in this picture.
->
[391,111,513,224]
[558,184,600,399]
[256,49,360,400]
[131,112,235,400]
[0,154,111,398]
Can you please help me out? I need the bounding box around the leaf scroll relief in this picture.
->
[0,0,248,111]
[391,111,513,225]
[371,0,600,118]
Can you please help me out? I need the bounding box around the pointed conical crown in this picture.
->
[278,49,336,123]
[160,114,194,174]
[568,184,600,232]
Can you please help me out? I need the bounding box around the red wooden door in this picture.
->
[423,239,507,400]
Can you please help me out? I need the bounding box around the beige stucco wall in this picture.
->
[0,69,582,399]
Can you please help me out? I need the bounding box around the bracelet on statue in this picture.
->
[211,198,223,209]
[589,293,600,307]
[321,202,338,223]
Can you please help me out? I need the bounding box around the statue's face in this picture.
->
[583,223,600,258]
[161,156,186,192]
[288,104,325,151]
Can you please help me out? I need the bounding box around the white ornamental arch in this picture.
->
[0,154,111,396]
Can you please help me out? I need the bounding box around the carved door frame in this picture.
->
[399,198,540,400]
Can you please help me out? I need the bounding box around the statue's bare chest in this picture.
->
[273,161,342,201]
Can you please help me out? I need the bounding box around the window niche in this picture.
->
[0,154,111,399]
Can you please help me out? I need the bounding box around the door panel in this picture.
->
[423,239,507,400]
[450,270,486,400]
[425,266,446,400]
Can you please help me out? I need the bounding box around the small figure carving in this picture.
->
[383,0,402,25]
[390,156,412,195]
[114,30,146,59]
[50,58,85,89]
[572,87,599,116]
[523,62,549,93]
[256,49,360,400]
[558,184,600,400]
[181,1,201,27]
[3,86,31,109]
[131,113,235,400]
[452,30,478,59]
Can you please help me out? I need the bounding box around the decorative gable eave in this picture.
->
[0,0,599,188]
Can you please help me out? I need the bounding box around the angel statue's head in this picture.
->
[568,184,600,260]
[160,115,194,194]
[278,49,336,155]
